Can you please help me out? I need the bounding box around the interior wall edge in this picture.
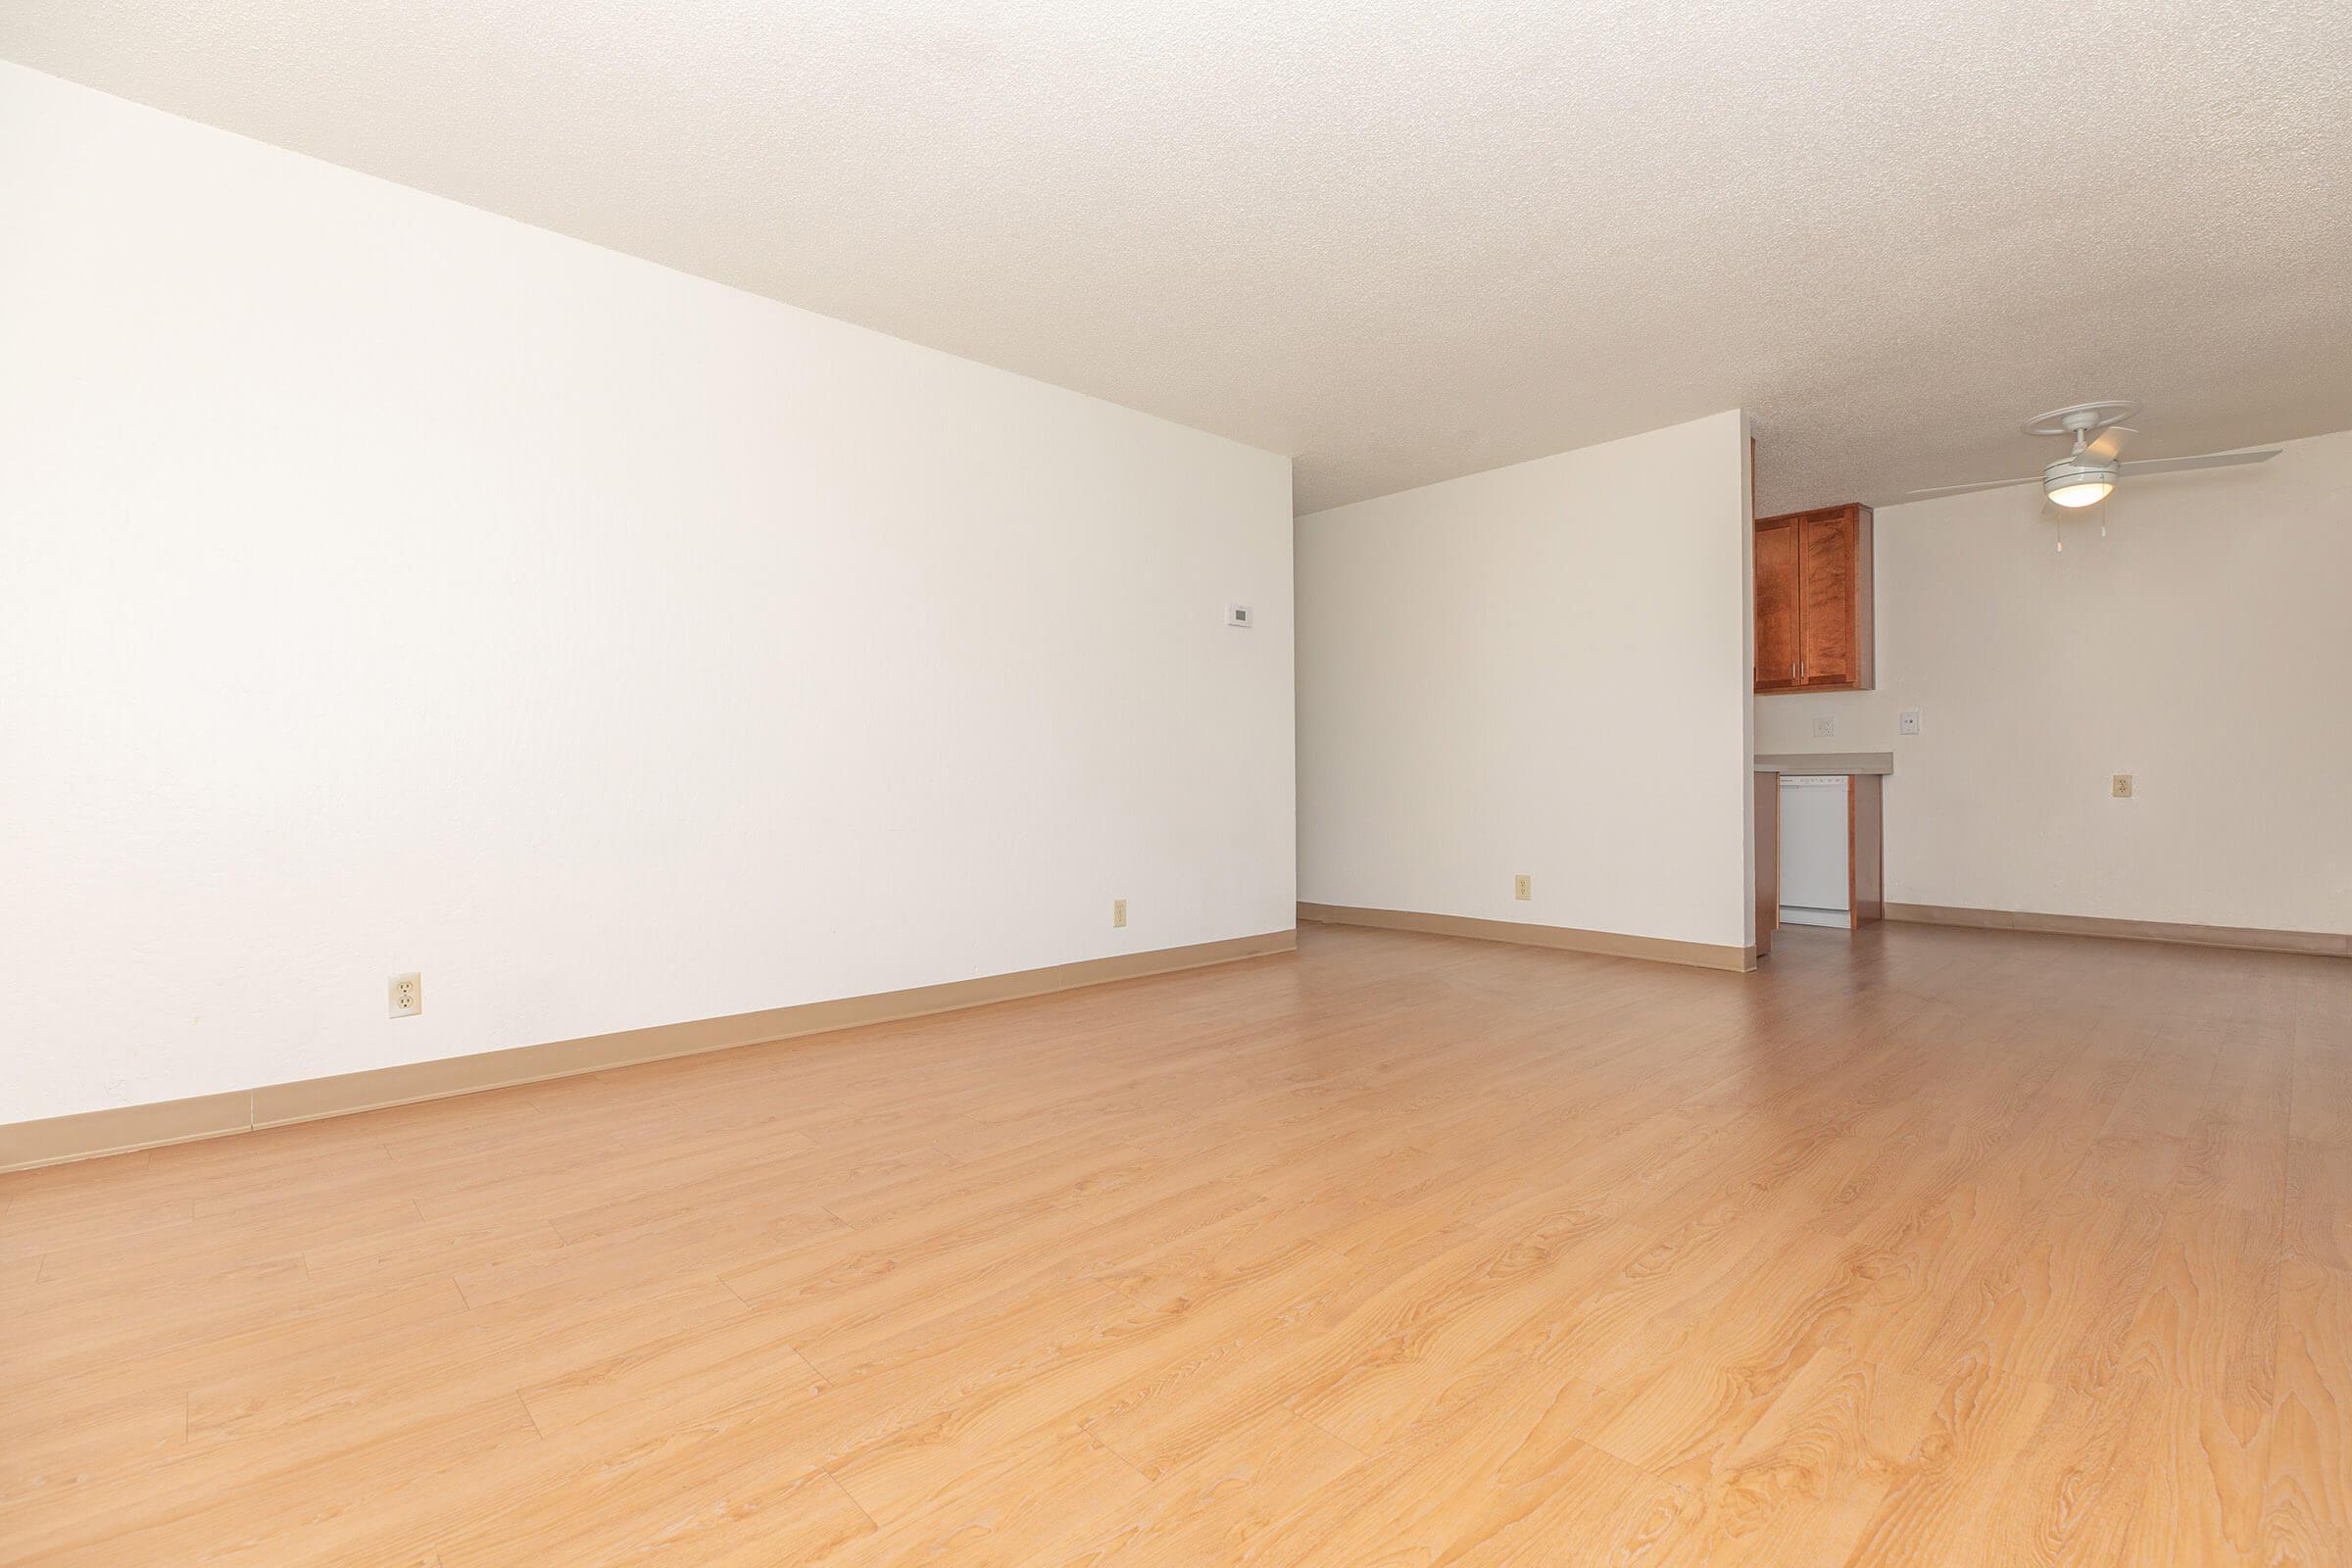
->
[0,929,1298,1174]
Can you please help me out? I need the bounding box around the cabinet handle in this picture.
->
[1789,662,1797,681]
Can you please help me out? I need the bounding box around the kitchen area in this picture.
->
[1752,500,1886,957]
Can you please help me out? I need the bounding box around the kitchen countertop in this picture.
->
[1753,752,1893,776]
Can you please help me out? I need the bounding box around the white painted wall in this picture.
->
[1297,411,1755,953]
[0,65,1295,1123]
[1756,426,2352,935]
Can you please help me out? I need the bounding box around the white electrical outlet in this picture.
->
[1513,873,1532,902]
[1812,714,1837,738]
[388,972,421,1018]
[1111,898,1128,928]
[1898,709,1922,736]
[2111,773,2134,799]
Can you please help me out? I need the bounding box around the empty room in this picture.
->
[3,4,2348,1564]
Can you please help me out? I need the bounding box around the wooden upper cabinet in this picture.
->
[1753,517,1800,691]
[1754,503,1873,694]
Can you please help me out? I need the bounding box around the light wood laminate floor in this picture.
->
[4,920,2347,1565]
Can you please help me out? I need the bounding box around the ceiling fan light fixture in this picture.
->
[1908,401,2281,508]
[2047,478,2113,509]
[2043,456,2118,509]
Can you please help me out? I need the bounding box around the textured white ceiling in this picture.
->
[6,2,2348,514]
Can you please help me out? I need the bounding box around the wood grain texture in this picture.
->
[1850,771,1885,925]
[3,921,2346,1565]
[1755,514,1800,691]
[1756,503,1874,694]
[1849,501,1876,688]
[1796,508,1859,686]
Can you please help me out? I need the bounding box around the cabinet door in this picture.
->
[1754,517,1800,691]
[1796,510,1857,687]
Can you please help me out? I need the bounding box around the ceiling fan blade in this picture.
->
[2116,448,2281,478]
[2083,425,2137,461]
[1906,474,2043,499]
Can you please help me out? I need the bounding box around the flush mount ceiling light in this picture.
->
[1910,401,2281,519]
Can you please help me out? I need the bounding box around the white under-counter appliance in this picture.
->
[1778,774,1852,928]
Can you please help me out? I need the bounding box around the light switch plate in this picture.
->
[1898,709,1922,736]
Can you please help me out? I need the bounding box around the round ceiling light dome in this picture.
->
[2043,456,2118,509]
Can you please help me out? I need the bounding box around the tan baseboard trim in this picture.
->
[0,929,1298,1174]
[1298,903,1754,973]
[0,1092,258,1177]
[1884,903,2349,958]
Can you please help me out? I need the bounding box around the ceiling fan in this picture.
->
[1908,401,2280,547]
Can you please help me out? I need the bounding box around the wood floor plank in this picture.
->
[1834,1352,2147,1568]
[2109,1198,2281,1564]
[2260,1261,2352,1568]
[1036,1405,1362,1566]
[1576,1227,1882,1471]
[2284,1136,2351,1271]
[1638,1347,1945,1567]
[0,1395,538,1568]
[179,1276,751,1449]
[1278,1201,1628,1453]
[818,1250,1357,1524]
[420,1422,866,1568]
[1237,1348,1686,1566]
[1902,1137,2174,1397]
[829,1422,1148,1567]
